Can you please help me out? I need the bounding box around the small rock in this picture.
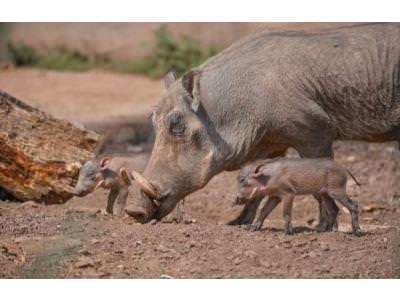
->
[259,260,272,268]
[75,257,94,268]
[346,155,356,163]
[117,264,124,269]
[160,274,174,279]
[233,257,242,265]
[91,239,100,245]
[309,251,318,258]
[294,241,308,248]
[157,245,172,253]
[383,237,388,243]
[78,249,92,256]
[320,243,330,251]
[184,218,197,224]
[114,249,125,254]
[244,250,258,259]
[135,241,143,246]
[21,201,39,208]
[372,209,384,217]
[149,219,158,225]
[362,204,386,213]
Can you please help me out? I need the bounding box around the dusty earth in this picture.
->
[1,68,400,278]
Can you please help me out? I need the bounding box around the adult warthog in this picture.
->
[125,23,400,228]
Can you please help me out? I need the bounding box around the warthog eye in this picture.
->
[166,111,186,136]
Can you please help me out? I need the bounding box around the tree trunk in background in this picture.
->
[0,90,99,204]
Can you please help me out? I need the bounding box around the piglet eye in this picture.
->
[166,111,186,135]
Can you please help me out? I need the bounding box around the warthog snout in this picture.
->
[125,205,148,223]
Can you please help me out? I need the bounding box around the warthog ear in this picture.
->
[119,168,131,185]
[164,69,177,89]
[99,157,110,170]
[182,69,201,112]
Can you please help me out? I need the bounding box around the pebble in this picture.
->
[309,251,318,258]
[320,243,330,251]
[149,219,158,225]
[157,245,172,253]
[160,274,174,279]
[75,257,94,268]
[233,257,242,265]
[244,250,258,259]
[78,249,92,256]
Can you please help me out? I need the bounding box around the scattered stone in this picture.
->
[184,218,197,224]
[308,251,318,258]
[233,257,242,265]
[160,274,174,279]
[75,257,94,268]
[294,241,308,248]
[346,156,356,163]
[78,249,92,256]
[135,241,143,246]
[20,201,39,208]
[157,245,173,253]
[91,239,100,245]
[362,204,386,213]
[244,250,258,259]
[149,219,158,225]
[259,260,272,268]
[320,243,330,251]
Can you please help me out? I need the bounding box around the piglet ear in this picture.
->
[119,168,131,185]
[99,157,110,170]
[164,69,177,89]
[253,163,264,174]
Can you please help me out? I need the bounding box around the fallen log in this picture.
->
[0,90,99,204]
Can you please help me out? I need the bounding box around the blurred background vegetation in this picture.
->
[1,25,220,78]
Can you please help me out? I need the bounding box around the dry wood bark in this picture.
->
[0,90,99,204]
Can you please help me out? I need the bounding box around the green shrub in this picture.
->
[7,42,40,66]
[5,26,220,78]
[127,26,219,77]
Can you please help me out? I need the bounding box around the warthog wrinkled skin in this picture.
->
[125,23,400,225]
[235,158,361,236]
[73,153,149,215]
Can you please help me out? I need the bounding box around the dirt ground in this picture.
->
[1,68,400,278]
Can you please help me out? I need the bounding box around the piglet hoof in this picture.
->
[284,226,294,235]
[97,209,110,216]
[353,228,362,237]
[249,223,262,232]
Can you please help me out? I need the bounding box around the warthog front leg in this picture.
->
[106,186,120,215]
[113,186,128,216]
[173,199,185,223]
[282,194,295,235]
[250,196,281,231]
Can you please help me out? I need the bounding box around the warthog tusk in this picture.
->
[249,187,258,199]
[94,180,104,190]
[130,170,157,199]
